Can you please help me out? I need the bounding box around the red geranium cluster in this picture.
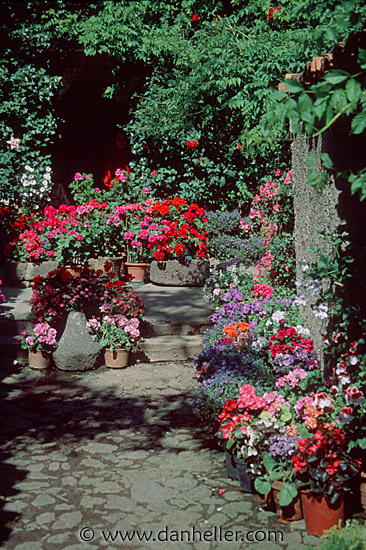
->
[252,283,273,300]
[185,139,198,150]
[191,13,199,23]
[151,198,208,260]
[292,425,360,503]
[269,326,314,358]
[268,6,280,19]
[218,385,268,440]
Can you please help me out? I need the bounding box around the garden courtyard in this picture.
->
[1,2,366,549]
[1,358,322,550]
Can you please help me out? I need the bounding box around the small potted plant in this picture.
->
[254,426,303,523]
[293,425,361,537]
[86,306,142,368]
[219,385,290,493]
[21,322,57,369]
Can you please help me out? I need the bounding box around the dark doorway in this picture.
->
[51,52,130,192]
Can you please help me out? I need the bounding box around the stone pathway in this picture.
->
[0,361,321,549]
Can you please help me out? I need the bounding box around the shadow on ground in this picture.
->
[0,363,218,545]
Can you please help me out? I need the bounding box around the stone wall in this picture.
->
[291,125,366,369]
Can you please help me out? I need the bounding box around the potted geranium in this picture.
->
[219,384,291,493]
[21,322,57,369]
[254,426,303,523]
[293,424,361,537]
[86,307,142,368]
[149,198,209,286]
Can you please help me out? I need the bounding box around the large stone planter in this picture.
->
[3,260,60,287]
[149,259,210,287]
[53,311,103,371]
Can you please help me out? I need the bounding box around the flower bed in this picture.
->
[193,168,366,530]
[20,262,147,365]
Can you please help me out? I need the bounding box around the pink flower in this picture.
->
[76,235,83,241]
[138,229,149,240]
[142,187,151,194]
[124,232,134,240]
[74,172,82,181]
[240,220,250,231]
[273,204,279,212]
[249,209,259,219]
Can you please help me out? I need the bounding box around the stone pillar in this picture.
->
[291,125,366,369]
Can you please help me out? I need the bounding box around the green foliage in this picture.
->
[304,520,366,550]
[2,0,365,210]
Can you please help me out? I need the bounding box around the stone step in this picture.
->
[135,334,203,363]
[0,283,213,364]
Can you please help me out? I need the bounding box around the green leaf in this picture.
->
[305,152,317,169]
[283,79,304,94]
[278,482,298,507]
[325,27,338,44]
[323,70,349,85]
[345,78,361,104]
[351,113,366,135]
[263,454,276,472]
[330,89,348,113]
[358,48,366,70]
[320,152,333,170]
[269,90,287,102]
[270,469,283,482]
[307,171,319,187]
[254,477,272,495]
[298,93,313,118]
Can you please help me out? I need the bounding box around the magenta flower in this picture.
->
[74,172,82,181]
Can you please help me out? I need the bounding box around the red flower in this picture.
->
[174,244,185,256]
[268,6,280,19]
[191,13,199,23]
[186,139,198,150]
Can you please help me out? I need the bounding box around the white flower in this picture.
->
[43,173,51,180]
[299,260,309,272]
[29,180,37,186]
[25,165,34,172]
[305,278,321,297]
[294,294,307,307]
[252,336,268,350]
[313,392,333,409]
[313,304,328,319]
[296,325,311,336]
[272,310,285,322]
[265,320,272,326]
[6,136,20,149]
[45,166,51,172]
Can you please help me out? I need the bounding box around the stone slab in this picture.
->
[150,259,210,287]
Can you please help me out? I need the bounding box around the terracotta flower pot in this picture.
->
[300,491,344,537]
[125,263,147,283]
[28,350,52,370]
[104,348,129,368]
[271,481,303,524]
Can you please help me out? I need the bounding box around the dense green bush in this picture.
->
[1,1,364,211]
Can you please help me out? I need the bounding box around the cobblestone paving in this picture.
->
[0,361,322,549]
